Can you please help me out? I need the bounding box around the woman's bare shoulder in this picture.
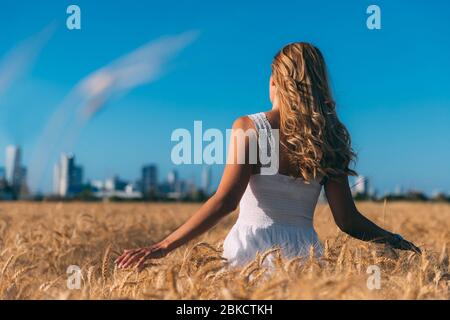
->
[231,115,256,131]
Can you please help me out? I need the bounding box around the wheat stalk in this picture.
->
[1,255,14,276]
[260,248,280,266]
[11,266,36,282]
[102,245,112,284]
[336,244,347,272]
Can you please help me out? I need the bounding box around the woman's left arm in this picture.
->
[325,175,421,253]
[116,116,256,270]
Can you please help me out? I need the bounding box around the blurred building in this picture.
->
[5,145,27,194]
[0,166,13,200]
[89,179,105,192]
[167,169,179,192]
[142,164,158,195]
[186,173,199,195]
[5,145,20,186]
[105,175,128,192]
[90,176,141,200]
[53,153,84,197]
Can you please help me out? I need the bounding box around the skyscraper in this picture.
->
[54,153,84,197]
[5,145,21,189]
[142,164,158,195]
[53,164,60,195]
[5,145,26,195]
[19,167,27,191]
[167,169,179,192]
[73,166,83,191]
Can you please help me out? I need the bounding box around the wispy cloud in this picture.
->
[78,31,198,120]
[29,31,198,192]
[0,24,54,100]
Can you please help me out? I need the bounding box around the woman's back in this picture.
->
[249,109,308,178]
[222,112,323,266]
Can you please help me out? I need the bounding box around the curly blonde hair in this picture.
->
[271,42,356,181]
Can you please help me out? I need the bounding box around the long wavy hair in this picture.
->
[271,42,356,181]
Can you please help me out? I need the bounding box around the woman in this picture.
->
[116,42,420,270]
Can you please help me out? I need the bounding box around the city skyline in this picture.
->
[0,144,215,200]
[1,1,449,195]
[0,144,447,200]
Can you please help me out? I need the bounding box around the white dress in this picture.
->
[222,112,323,266]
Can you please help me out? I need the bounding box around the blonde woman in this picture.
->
[116,42,420,270]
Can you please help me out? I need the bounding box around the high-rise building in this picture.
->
[5,145,22,190]
[59,154,73,196]
[19,167,27,191]
[167,170,179,192]
[0,166,12,200]
[53,164,60,195]
[54,153,84,197]
[142,164,158,195]
[73,166,83,192]
[201,166,212,195]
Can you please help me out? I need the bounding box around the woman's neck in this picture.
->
[271,96,280,110]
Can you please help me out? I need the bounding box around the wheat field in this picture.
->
[0,201,448,300]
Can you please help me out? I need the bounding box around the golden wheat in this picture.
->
[0,201,448,299]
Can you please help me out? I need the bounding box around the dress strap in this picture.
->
[247,112,265,131]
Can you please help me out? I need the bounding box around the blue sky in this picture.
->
[0,0,449,194]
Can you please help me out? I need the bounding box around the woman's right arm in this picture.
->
[324,175,421,253]
[115,116,256,270]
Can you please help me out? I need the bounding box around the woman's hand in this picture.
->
[325,176,422,256]
[115,243,168,271]
[388,234,421,254]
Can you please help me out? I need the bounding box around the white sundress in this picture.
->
[222,112,323,267]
